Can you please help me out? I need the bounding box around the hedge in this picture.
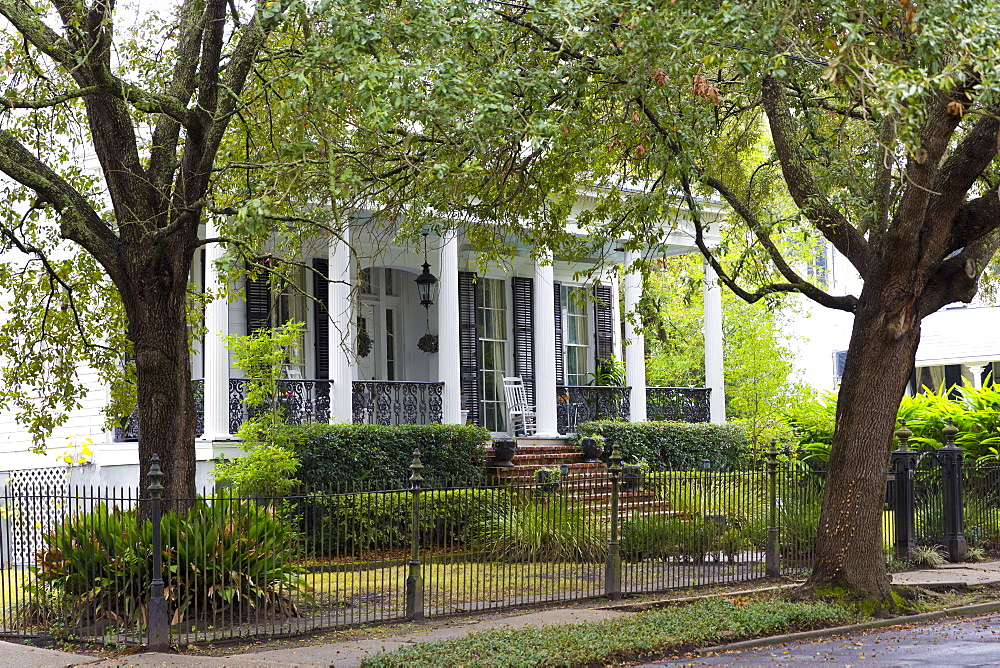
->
[282,423,489,486]
[296,488,510,554]
[569,420,751,470]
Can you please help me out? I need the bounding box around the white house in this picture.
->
[0,199,728,488]
[789,243,1000,396]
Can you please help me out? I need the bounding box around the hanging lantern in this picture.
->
[414,231,437,308]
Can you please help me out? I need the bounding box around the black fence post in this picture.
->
[406,450,425,620]
[890,422,918,560]
[935,419,968,562]
[147,454,169,653]
[604,443,622,600]
[765,443,780,577]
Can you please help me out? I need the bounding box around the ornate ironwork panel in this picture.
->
[352,381,444,425]
[556,385,631,435]
[645,387,711,423]
[113,379,206,442]
[228,378,333,434]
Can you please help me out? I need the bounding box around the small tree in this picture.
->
[214,322,303,497]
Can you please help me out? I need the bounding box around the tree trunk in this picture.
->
[119,244,198,501]
[806,281,921,602]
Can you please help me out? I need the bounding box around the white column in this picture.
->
[328,225,356,423]
[533,254,559,436]
[437,231,463,424]
[624,250,647,422]
[969,364,987,390]
[203,220,231,440]
[703,260,726,424]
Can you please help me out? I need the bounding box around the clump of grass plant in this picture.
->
[360,596,855,667]
[909,545,948,567]
[474,499,606,562]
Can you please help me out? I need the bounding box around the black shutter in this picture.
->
[313,258,330,379]
[983,363,994,387]
[459,272,481,426]
[945,364,962,400]
[246,264,271,335]
[593,283,614,364]
[553,281,564,385]
[511,277,535,406]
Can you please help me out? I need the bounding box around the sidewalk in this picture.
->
[5,562,1000,668]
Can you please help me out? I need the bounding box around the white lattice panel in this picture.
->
[6,468,68,566]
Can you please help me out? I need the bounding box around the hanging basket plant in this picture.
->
[357,330,373,358]
[417,333,439,353]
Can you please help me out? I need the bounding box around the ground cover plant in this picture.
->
[359,596,855,667]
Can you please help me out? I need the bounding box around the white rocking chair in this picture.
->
[503,376,537,437]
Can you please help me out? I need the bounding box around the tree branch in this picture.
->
[761,75,873,277]
[0,129,119,274]
[686,175,857,312]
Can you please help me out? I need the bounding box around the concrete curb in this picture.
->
[696,600,1000,655]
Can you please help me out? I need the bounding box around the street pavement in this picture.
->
[651,612,1000,666]
[3,562,1000,667]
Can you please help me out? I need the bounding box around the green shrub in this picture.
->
[297,488,509,554]
[24,499,305,629]
[570,420,751,471]
[645,471,769,548]
[283,423,488,486]
[621,515,722,562]
[474,499,607,562]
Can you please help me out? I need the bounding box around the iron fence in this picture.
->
[645,387,712,423]
[0,453,829,648]
[351,381,444,426]
[556,385,630,434]
[228,379,333,433]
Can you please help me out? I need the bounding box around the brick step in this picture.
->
[486,465,609,480]
[493,438,570,449]
[486,446,582,458]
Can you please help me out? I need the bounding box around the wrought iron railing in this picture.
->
[113,379,205,442]
[556,385,630,435]
[228,379,333,434]
[352,381,444,425]
[646,387,711,423]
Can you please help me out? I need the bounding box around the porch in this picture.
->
[164,222,726,444]
[114,382,710,441]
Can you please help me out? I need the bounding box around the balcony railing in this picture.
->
[352,381,444,425]
[113,379,205,442]
[228,379,332,434]
[646,387,711,423]
[556,385,630,435]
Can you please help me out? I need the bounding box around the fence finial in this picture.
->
[148,454,164,497]
[942,417,959,446]
[608,443,622,475]
[409,449,424,489]
[894,420,913,450]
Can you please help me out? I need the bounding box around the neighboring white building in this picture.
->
[0,200,728,487]
[788,243,1000,395]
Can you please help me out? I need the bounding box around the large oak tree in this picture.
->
[302,0,1000,601]
[0,0,274,496]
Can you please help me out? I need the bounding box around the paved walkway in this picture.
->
[4,562,1000,667]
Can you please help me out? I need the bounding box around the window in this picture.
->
[359,267,375,295]
[563,286,590,386]
[274,266,308,378]
[384,268,395,296]
[385,308,396,381]
[478,278,508,432]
